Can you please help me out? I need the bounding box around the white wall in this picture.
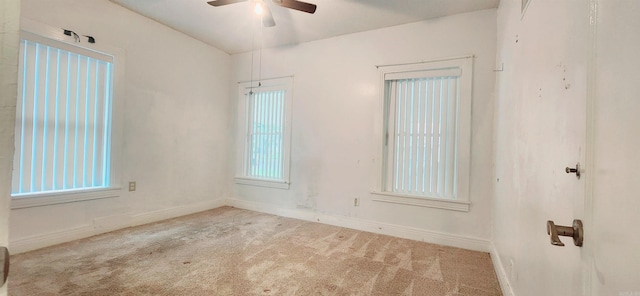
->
[228,9,497,247]
[10,0,232,253]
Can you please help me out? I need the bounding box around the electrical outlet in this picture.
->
[128,181,136,192]
[354,198,359,207]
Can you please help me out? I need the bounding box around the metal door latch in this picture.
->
[0,246,8,287]
[565,162,581,179]
[547,220,584,247]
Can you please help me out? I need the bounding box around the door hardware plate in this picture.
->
[572,219,584,246]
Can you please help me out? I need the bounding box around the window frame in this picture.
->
[372,56,473,212]
[235,76,293,190]
[11,18,124,209]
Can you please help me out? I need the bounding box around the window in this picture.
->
[235,77,293,189]
[11,21,122,208]
[373,56,473,211]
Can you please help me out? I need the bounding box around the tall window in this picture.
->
[235,77,293,189]
[12,30,118,202]
[375,57,472,211]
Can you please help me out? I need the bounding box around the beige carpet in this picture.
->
[9,206,501,295]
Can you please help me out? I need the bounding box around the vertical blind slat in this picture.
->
[444,78,457,196]
[16,40,29,193]
[250,94,254,177]
[41,46,51,190]
[260,93,266,176]
[421,79,430,194]
[254,93,259,177]
[52,49,61,190]
[276,92,282,178]
[274,92,279,178]
[402,80,410,192]
[63,51,74,190]
[393,81,399,191]
[414,79,422,194]
[268,91,275,178]
[266,92,271,177]
[30,43,42,192]
[91,61,100,186]
[437,78,448,196]
[430,78,440,194]
[103,63,113,186]
[252,94,258,177]
[82,58,91,187]
[407,80,415,193]
[254,93,260,177]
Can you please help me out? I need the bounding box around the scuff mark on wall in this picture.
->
[296,158,322,210]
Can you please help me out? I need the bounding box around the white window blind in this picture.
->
[386,76,459,199]
[246,89,285,180]
[12,38,114,196]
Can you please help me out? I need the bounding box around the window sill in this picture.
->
[371,191,470,212]
[234,177,290,190]
[11,187,121,209]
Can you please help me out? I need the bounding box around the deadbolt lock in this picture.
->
[565,162,581,179]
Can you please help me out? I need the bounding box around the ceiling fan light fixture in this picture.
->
[206,0,316,27]
[254,2,264,15]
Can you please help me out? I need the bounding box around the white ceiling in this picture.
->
[110,0,499,54]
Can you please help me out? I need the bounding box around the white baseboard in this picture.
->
[225,198,491,253]
[10,199,226,254]
[10,225,95,254]
[131,199,225,227]
[490,242,515,296]
[93,212,134,233]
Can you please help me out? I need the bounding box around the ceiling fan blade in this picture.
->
[207,0,247,7]
[273,0,317,14]
[262,4,276,27]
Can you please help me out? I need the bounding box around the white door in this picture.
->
[587,1,640,294]
[0,0,20,295]
[512,1,588,295]
[521,1,640,294]
[512,1,640,295]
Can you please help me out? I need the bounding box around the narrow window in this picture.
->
[235,77,293,189]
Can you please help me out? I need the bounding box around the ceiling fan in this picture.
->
[207,0,317,27]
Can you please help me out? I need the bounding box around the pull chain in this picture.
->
[249,9,257,95]
[258,15,263,87]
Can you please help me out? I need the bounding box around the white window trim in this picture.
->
[372,55,473,212]
[11,18,124,209]
[235,76,293,189]
[11,188,120,209]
